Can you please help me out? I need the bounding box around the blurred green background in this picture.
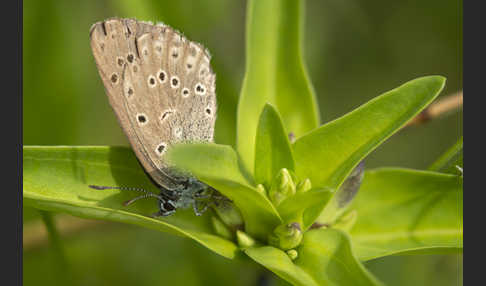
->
[23,0,462,285]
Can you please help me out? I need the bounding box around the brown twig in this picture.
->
[405,91,463,127]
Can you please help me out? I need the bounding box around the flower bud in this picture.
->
[268,222,303,250]
[296,178,312,193]
[256,184,267,196]
[237,230,256,249]
[269,168,296,205]
[286,249,298,260]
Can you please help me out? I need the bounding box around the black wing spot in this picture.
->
[110,73,118,84]
[127,53,134,63]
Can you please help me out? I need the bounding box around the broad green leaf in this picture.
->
[293,76,446,191]
[255,104,295,188]
[23,146,238,259]
[428,136,463,175]
[349,168,463,261]
[167,143,282,240]
[277,188,333,229]
[237,0,319,174]
[246,229,383,286]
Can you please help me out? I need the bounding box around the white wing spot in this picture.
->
[116,57,125,67]
[174,127,182,138]
[170,76,180,89]
[195,83,206,96]
[157,70,167,83]
[136,113,148,125]
[147,75,157,88]
[181,88,190,97]
[199,67,208,77]
[126,87,134,97]
[127,53,135,63]
[155,142,167,156]
[205,108,213,117]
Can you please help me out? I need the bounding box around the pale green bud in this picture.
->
[286,249,298,260]
[256,184,267,196]
[268,222,303,250]
[296,178,312,193]
[237,230,256,249]
[269,168,296,205]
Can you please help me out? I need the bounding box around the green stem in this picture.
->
[428,136,463,173]
[39,211,68,272]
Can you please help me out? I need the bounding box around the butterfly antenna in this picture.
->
[89,185,150,193]
[88,185,164,206]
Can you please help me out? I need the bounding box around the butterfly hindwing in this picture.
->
[90,18,217,190]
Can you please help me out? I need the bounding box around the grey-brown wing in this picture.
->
[89,18,216,190]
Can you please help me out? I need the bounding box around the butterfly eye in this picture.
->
[205,108,212,116]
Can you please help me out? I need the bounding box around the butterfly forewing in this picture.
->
[90,18,216,190]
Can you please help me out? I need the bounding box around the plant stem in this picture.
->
[24,216,106,250]
[406,91,463,127]
[39,211,69,272]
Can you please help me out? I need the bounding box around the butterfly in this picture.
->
[88,18,221,217]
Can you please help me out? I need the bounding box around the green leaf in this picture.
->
[237,0,319,174]
[277,188,333,229]
[167,143,282,240]
[293,76,446,191]
[23,146,238,259]
[349,168,463,261]
[318,161,365,225]
[246,229,383,286]
[255,104,295,189]
[245,246,318,286]
[428,136,463,175]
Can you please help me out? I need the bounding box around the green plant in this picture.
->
[23,0,462,285]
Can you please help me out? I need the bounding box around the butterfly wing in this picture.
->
[90,18,217,190]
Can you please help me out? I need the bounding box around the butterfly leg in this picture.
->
[150,209,175,218]
[123,193,164,206]
[193,200,209,216]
